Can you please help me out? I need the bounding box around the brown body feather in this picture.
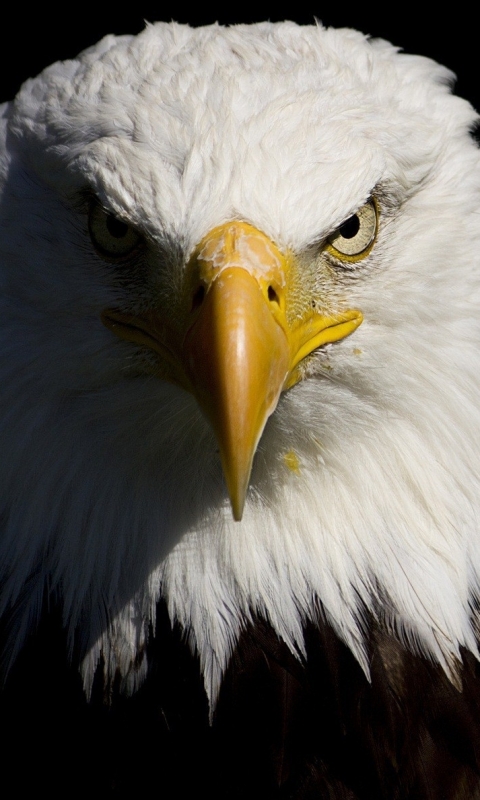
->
[2,604,480,798]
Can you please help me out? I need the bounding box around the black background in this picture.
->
[0,6,477,113]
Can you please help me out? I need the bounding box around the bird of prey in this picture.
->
[1,20,480,799]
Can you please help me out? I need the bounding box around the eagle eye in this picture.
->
[326,199,377,261]
[89,204,142,258]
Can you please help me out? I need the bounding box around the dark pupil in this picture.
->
[106,215,129,238]
[339,215,360,239]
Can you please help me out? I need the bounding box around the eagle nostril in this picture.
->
[268,285,279,305]
[191,285,205,312]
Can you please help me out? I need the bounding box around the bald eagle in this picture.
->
[1,20,480,799]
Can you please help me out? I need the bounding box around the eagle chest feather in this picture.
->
[3,607,480,797]
[1,20,480,799]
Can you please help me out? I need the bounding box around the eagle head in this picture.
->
[1,22,479,714]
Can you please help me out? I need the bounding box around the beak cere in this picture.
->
[102,220,363,521]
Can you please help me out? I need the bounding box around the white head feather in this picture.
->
[1,21,480,709]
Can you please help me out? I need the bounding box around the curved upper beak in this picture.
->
[183,263,290,520]
[102,221,363,520]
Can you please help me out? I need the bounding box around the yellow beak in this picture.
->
[183,264,290,520]
[102,221,363,520]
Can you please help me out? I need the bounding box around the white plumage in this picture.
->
[2,21,480,797]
